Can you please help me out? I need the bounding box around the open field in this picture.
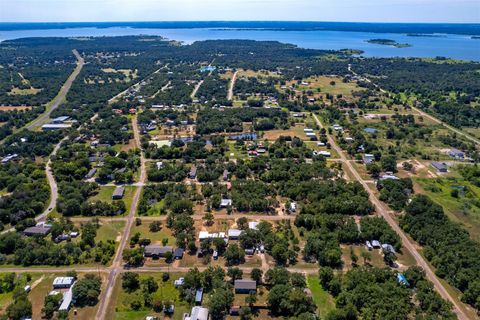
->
[279,76,364,102]
[96,220,126,244]
[130,220,175,246]
[8,87,42,95]
[414,173,480,242]
[307,275,336,318]
[0,105,33,111]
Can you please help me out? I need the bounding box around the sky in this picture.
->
[0,0,479,23]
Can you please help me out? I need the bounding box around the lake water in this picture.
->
[1,27,479,61]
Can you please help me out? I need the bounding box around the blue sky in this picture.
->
[1,0,479,23]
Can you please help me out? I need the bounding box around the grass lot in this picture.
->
[106,273,190,320]
[0,273,42,315]
[89,186,136,216]
[307,275,336,318]
[414,173,480,242]
[142,199,165,216]
[96,220,126,244]
[130,220,175,246]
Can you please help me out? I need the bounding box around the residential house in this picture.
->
[448,149,464,159]
[53,277,75,289]
[174,248,184,260]
[220,198,232,208]
[234,279,257,294]
[431,161,448,173]
[363,154,375,165]
[228,229,243,240]
[183,306,209,320]
[144,245,173,258]
[23,224,52,237]
[112,186,125,200]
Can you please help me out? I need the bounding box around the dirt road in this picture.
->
[26,50,84,130]
[95,115,147,320]
[312,113,468,320]
[227,70,238,100]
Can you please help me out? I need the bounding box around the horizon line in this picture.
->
[1,20,479,25]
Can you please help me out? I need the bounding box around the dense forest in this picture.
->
[401,195,480,310]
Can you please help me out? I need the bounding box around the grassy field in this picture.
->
[106,272,190,320]
[96,220,126,244]
[130,220,175,246]
[89,186,136,215]
[414,173,480,242]
[307,275,336,318]
[8,87,42,95]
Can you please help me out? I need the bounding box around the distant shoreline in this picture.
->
[0,21,479,36]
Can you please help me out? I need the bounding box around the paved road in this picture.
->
[95,115,147,320]
[37,137,68,223]
[26,50,84,130]
[312,113,468,320]
[227,70,238,100]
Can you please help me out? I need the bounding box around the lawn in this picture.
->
[89,186,136,216]
[130,220,175,246]
[106,273,190,320]
[307,275,336,318]
[96,220,126,244]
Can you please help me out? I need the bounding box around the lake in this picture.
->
[1,27,479,61]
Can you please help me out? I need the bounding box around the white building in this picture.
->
[52,277,75,289]
[183,306,209,320]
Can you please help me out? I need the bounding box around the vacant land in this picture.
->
[307,275,336,318]
[415,173,480,242]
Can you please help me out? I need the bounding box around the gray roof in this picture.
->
[431,161,448,170]
[234,279,257,291]
[112,186,125,198]
[23,225,51,236]
[144,245,173,256]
